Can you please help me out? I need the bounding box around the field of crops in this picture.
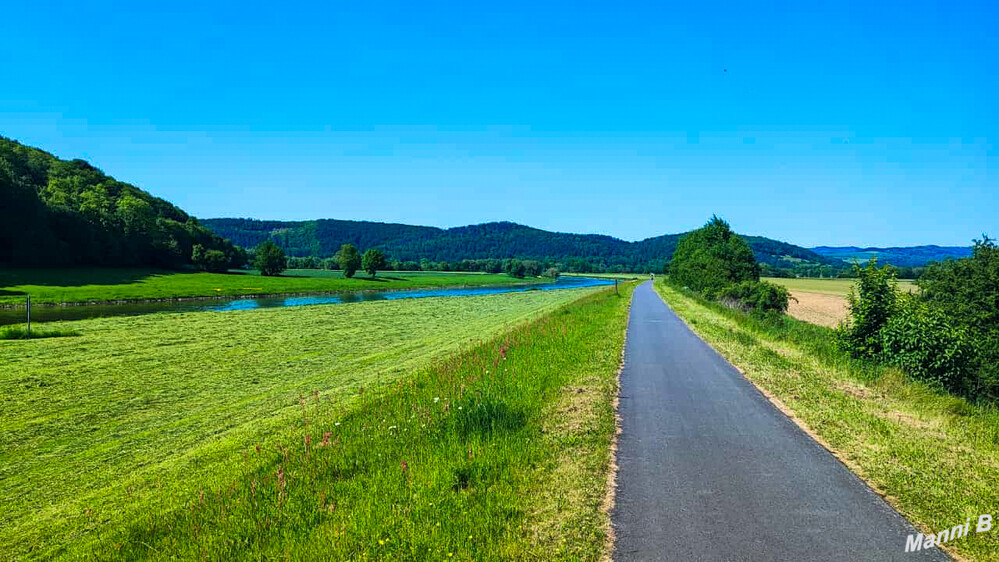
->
[765,277,916,296]
[1,286,613,558]
[765,277,916,327]
[0,268,536,306]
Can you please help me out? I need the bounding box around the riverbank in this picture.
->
[0,267,539,307]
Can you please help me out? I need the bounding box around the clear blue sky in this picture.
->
[1,0,995,246]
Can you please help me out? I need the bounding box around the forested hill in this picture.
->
[811,245,973,267]
[204,218,844,273]
[0,137,242,267]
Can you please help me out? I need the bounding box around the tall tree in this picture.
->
[362,248,387,277]
[254,241,287,276]
[337,243,362,278]
[669,216,759,297]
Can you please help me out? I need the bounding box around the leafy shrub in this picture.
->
[718,280,791,314]
[878,294,973,392]
[918,236,999,401]
[669,216,759,298]
[191,244,230,273]
[838,259,897,358]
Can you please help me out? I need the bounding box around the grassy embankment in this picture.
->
[0,268,540,307]
[2,283,632,559]
[765,277,917,327]
[654,281,999,561]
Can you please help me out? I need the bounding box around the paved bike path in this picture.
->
[612,282,946,561]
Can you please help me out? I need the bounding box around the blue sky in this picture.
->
[1,0,995,246]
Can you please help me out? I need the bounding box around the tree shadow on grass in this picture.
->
[0,267,184,288]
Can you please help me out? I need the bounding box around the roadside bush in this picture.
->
[718,280,791,314]
[878,293,974,392]
[918,236,999,401]
[838,259,897,358]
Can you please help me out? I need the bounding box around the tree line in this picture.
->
[203,217,843,276]
[248,241,559,279]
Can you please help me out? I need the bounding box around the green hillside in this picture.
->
[0,137,241,268]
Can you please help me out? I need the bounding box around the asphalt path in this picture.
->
[612,282,947,561]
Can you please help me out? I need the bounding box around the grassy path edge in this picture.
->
[599,283,635,561]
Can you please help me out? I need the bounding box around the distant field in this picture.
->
[0,268,537,306]
[765,277,916,296]
[0,287,607,558]
[765,277,916,327]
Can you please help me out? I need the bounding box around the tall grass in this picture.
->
[655,282,999,561]
[0,325,79,340]
[80,284,633,559]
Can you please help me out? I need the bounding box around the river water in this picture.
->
[0,275,616,326]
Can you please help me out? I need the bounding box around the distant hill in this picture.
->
[811,245,972,268]
[204,218,844,273]
[0,137,241,267]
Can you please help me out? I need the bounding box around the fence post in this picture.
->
[26,295,31,335]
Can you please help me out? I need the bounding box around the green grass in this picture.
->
[0,284,625,559]
[765,276,917,296]
[654,281,999,561]
[0,326,80,340]
[0,268,541,306]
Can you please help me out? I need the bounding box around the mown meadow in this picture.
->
[654,282,999,561]
[0,268,538,306]
[1,283,631,559]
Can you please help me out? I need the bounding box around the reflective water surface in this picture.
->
[0,276,616,326]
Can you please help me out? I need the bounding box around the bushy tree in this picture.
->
[191,244,230,273]
[542,267,560,279]
[506,259,527,278]
[669,216,759,297]
[838,259,897,358]
[254,241,287,276]
[337,244,362,278]
[362,248,387,277]
[522,260,542,277]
